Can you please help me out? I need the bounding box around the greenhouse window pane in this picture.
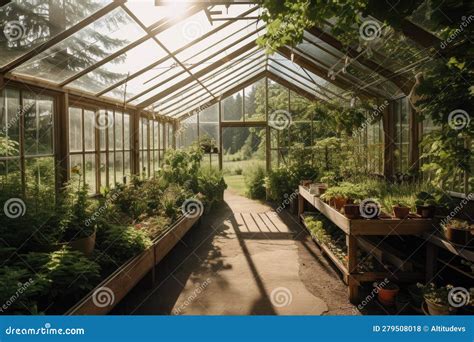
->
[115,111,123,150]
[14,7,144,84]
[69,39,167,94]
[68,107,82,153]
[124,114,131,150]
[84,153,96,193]
[84,110,95,152]
[0,0,113,68]
[222,91,243,122]
[244,78,266,121]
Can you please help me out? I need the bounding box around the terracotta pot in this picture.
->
[333,197,347,211]
[68,231,96,257]
[416,205,436,218]
[392,205,410,219]
[425,298,453,315]
[343,204,361,219]
[443,225,474,247]
[377,284,399,306]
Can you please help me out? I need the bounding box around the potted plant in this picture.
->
[420,283,457,315]
[442,219,474,247]
[376,282,399,306]
[415,192,437,218]
[392,201,411,219]
[60,178,97,257]
[199,136,218,154]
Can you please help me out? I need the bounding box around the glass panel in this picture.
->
[108,151,115,187]
[123,113,131,150]
[124,151,131,183]
[107,110,114,151]
[14,7,144,84]
[84,153,96,193]
[99,152,106,190]
[70,39,167,94]
[222,91,243,121]
[115,151,123,183]
[69,107,82,153]
[0,0,113,68]
[84,110,95,151]
[180,114,198,148]
[25,157,55,194]
[70,154,83,180]
[244,78,266,121]
[98,110,107,151]
[115,111,123,150]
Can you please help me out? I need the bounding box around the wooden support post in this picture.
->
[133,110,141,177]
[56,92,69,192]
[347,236,359,304]
[298,194,305,218]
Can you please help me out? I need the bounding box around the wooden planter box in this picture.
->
[66,214,201,315]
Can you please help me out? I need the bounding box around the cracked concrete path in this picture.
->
[112,190,355,315]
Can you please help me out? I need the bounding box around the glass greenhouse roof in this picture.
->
[1,0,432,120]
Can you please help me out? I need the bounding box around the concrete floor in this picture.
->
[112,190,356,315]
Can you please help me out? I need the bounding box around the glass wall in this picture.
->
[392,97,410,174]
[139,116,170,179]
[69,106,131,193]
[0,87,55,193]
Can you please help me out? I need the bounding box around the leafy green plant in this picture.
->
[244,165,266,200]
[198,167,227,203]
[95,223,152,271]
[419,283,454,307]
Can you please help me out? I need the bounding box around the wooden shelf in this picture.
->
[422,233,474,262]
[299,185,435,236]
[438,258,474,280]
[300,214,349,283]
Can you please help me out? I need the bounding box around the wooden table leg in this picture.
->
[347,236,359,304]
[298,194,304,218]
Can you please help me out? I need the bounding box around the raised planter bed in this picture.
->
[66,214,201,315]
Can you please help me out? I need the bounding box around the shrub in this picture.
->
[244,165,266,200]
[198,167,227,204]
[95,223,152,271]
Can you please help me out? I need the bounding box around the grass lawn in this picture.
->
[224,174,247,197]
